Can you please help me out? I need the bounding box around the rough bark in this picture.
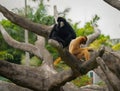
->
[0,81,108,91]
[94,47,120,91]
[104,0,120,11]
[63,83,108,91]
[96,57,120,91]
[0,81,32,91]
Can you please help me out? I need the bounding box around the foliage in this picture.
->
[96,81,105,86]
[72,75,92,87]
[33,0,54,25]
[72,15,111,49]
[21,55,42,66]
[90,34,111,49]
[30,56,42,66]
[90,15,100,25]
[0,51,13,60]
[46,44,59,59]
[0,20,24,42]
[0,76,11,82]
[54,60,70,72]
[73,15,100,37]
[0,20,25,64]
[75,22,94,37]
[112,43,120,51]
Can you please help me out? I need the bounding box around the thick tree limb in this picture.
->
[104,0,120,11]
[0,81,32,91]
[94,67,114,91]
[0,4,52,38]
[102,51,120,79]
[0,58,99,91]
[0,59,72,91]
[96,57,120,91]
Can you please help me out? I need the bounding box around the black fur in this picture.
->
[49,17,76,48]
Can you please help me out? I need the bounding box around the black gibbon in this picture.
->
[49,17,76,48]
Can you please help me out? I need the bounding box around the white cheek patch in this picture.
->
[60,21,64,27]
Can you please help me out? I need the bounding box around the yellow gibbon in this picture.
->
[54,36,92,66]
[69,36,91,61]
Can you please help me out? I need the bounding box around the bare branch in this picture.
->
[0,25,43,60]
[35,36,54,68]
[54,5,59,24]
[0,4,52,38]
[104,0,120,11]
[86,25,101,46]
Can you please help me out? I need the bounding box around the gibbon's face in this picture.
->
[57,21,64,28]
[57,17,66,28]
[81,37,87,44]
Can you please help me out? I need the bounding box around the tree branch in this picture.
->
[35,36,55,69]
[0,80,32,91]
[102,51,120,79]
[86,25,101,46]
[0,25,43,60]
[96,57,120,91]
[54,5,59,24]
[0,4,52,38]
[104,0,120,11]
[94,67,114,91]
[0,60,47,91]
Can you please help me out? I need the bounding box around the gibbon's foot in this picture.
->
[53,57,61,65]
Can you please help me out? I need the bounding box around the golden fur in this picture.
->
[69,36,91,61]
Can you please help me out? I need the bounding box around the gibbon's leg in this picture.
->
[76,49,90,61]
[83,49,90,61]
[69,48,80,55]
[54,57,61,65]
[76,51,84,60]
